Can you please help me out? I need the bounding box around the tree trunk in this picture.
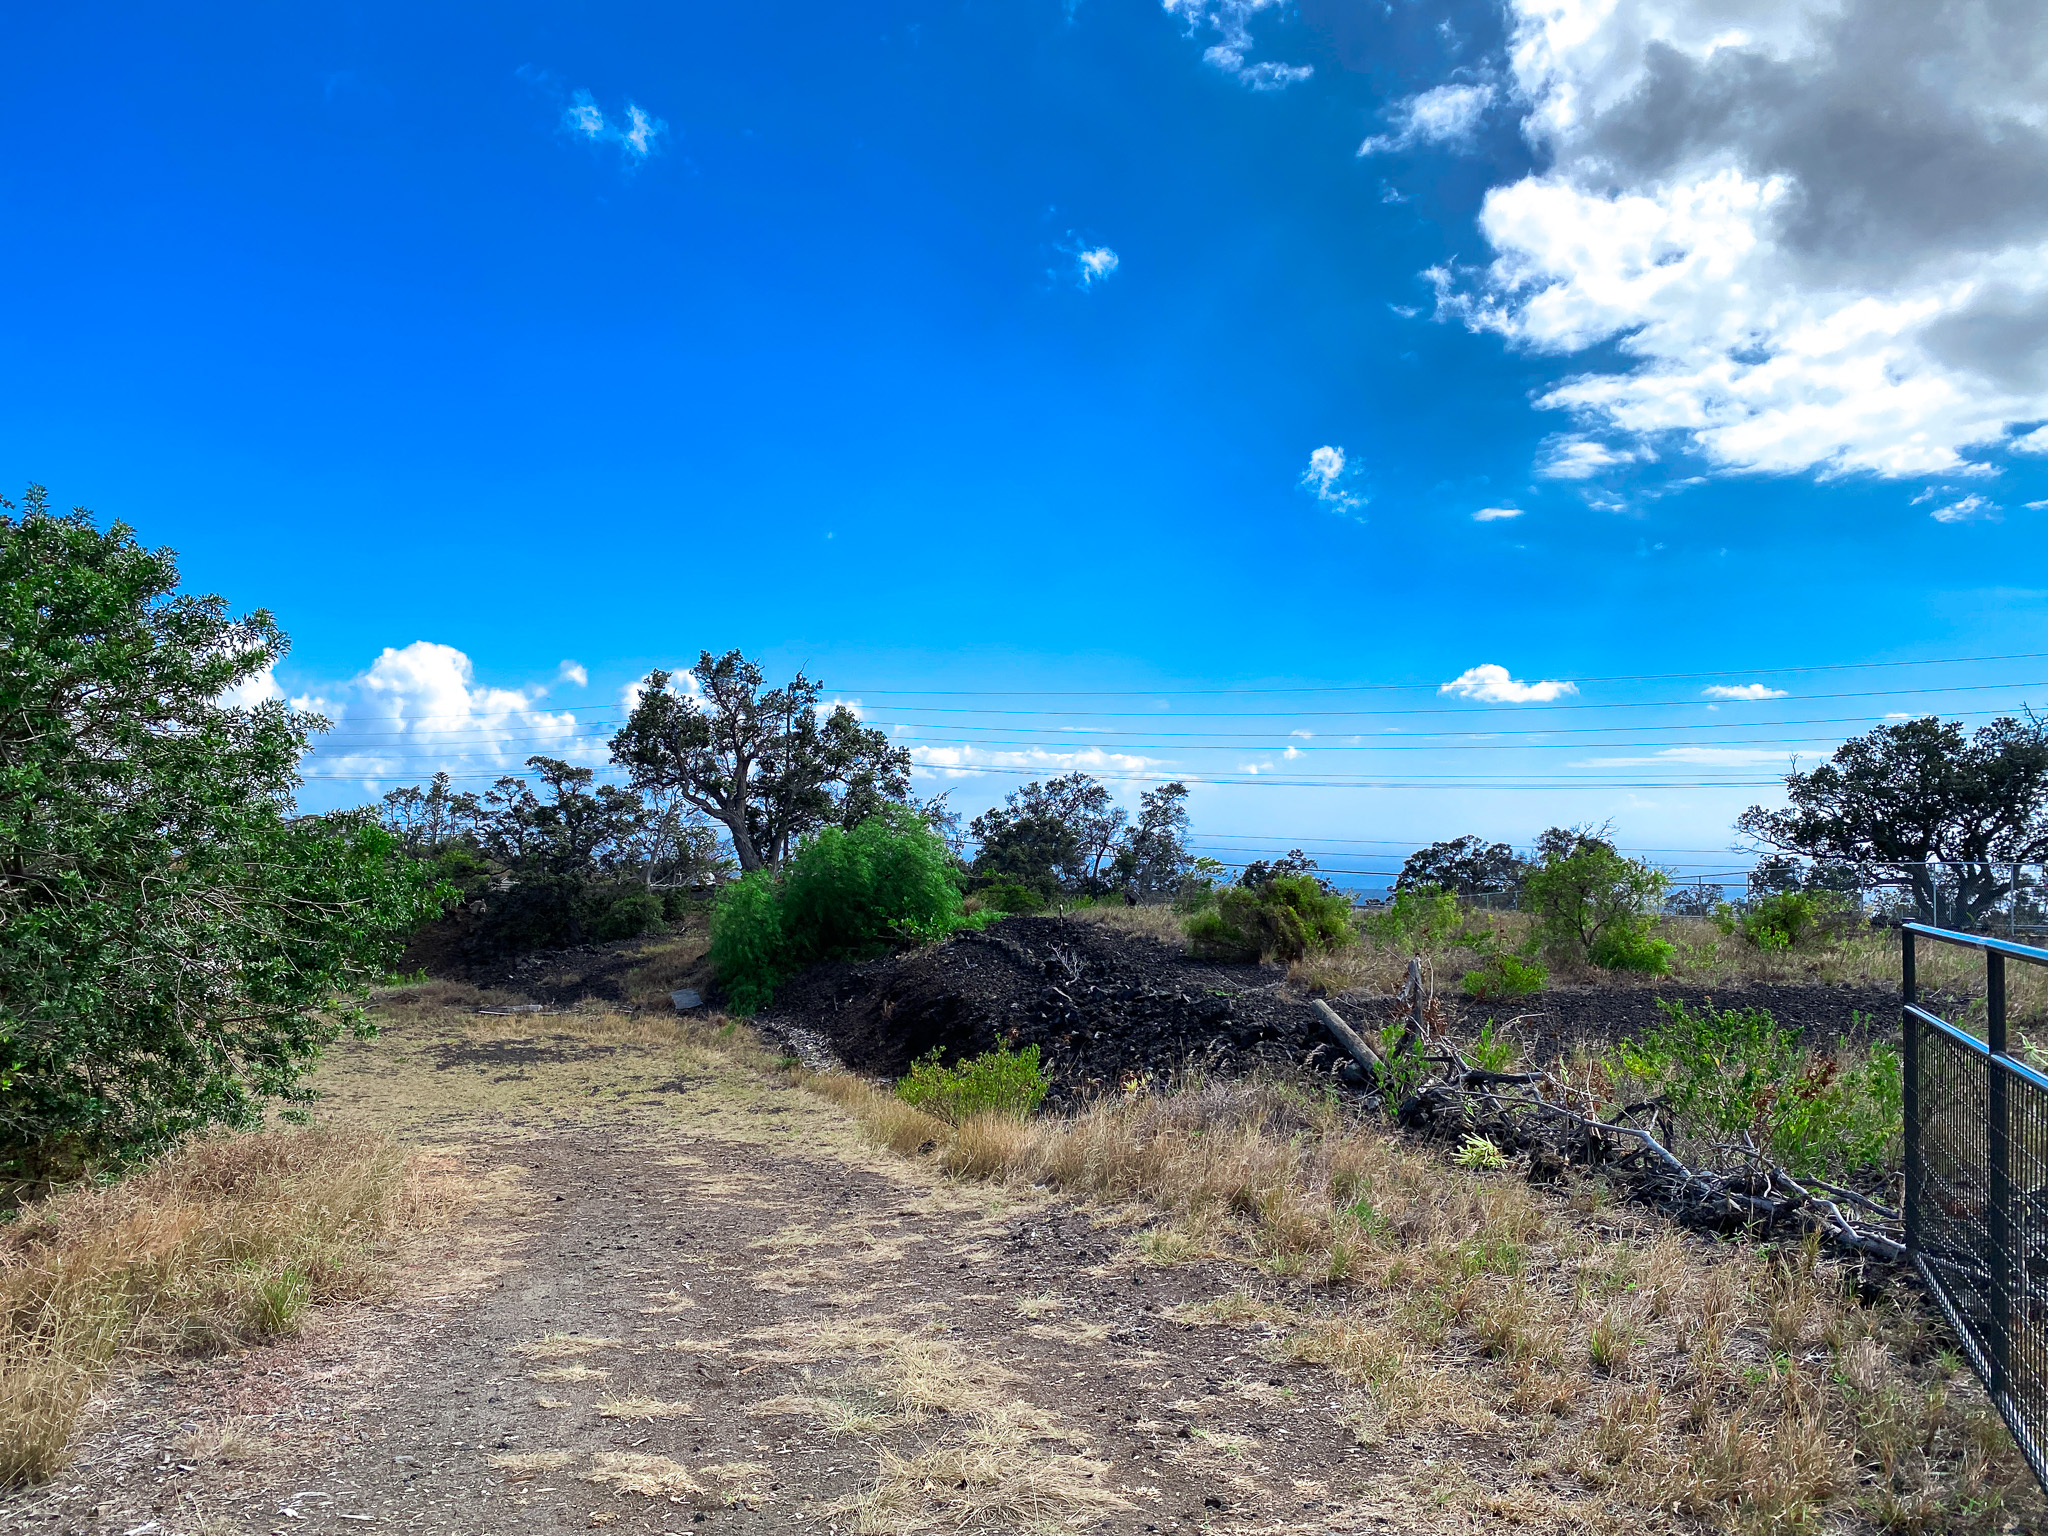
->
[722,807,764,872]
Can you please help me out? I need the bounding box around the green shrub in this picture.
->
[896,1045,1050,1122]
[1184,874,1355,963]
[1469,1019,1521,1073]
[708,869,787,1013]
[1714,890,1845,953]
[1361,884,1464,953]
[710,807,987,1012]
[778,807,966,960]
[1522,842,1668,971]
[1589,924,1673,974]
[1613,1000,1901,1178]
[975,879,1046,916]
[1461,952,1547,999]
[589,887,664,941]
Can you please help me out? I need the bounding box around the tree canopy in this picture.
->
[1737,716,2048,925]
[609,650,912,872]
[1395,835,1526,895]
[0,489,446,1174]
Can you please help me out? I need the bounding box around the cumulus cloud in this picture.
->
[1360,81,1496,155]
[1472,506,1524,521]
[1537,435,1643,480]
[306,642,586,789]
[1931,493,2000,523]
[1162,0,1313,90]
[1075,245,1120,288]
[1430,0,2048,480]
[563,88,667,161]
[1702,683,1790,700]
[1439,664,1578,703]
[908,743,1163,780]
[557,660,589,688]
[218,661,285,712]
[1301,445,1366,516]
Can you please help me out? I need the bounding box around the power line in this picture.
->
[833,649,2048,696]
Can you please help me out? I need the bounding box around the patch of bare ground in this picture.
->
[9,941,2038,1535]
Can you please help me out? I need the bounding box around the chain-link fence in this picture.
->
[1904,923,2048,1495]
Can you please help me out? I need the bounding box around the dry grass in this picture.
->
[620,932,711,1011]
[1062,903,1187,949]
[595,1395,693,1420]
[805,1065,2045,1533]
[580,1450,707,1498]
[0,1126,431,1484]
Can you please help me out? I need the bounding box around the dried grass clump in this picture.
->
[0,1126,429,1483]
[803,1062,2047,1533]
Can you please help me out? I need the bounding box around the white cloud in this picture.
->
[309,641,586,789]
[2028,499,2048,510]
[1702,683,1790,700]
[2014,426,2048,454]
[1428,0,2048,480]
[1075,246,1120,287]
[1360,82,1496,155]
[1537,435,1642,479]
[1289,728,1313,739]
[1931,493,2000,523]
[1283,744,1302,759]
[1162,0,1313,90]
[557,659,589,688]
[563,88,667,161]
[1439,664,1579,703]
[1472,505,1524,521]
[907,743,1163,780]
[1301,445,1366,516]
[218,660,284,711]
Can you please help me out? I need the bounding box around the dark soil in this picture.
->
[761,916,1919,1095]
[404,930,687,1007]
[758,916,1330,1103]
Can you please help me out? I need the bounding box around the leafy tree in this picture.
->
[1736,716,2048,926]
[1185,874,1355,963]
[1522,839,1670,972]
[609,650,913,872]
[710,808,993,1012]
[0,490,446,1174]
[1112,781,1193,896]
[1396,835,1526,896]
[1536,824,1616,861]
[968,773,1128,896]
[380,770,485,856]
[1238,848,1327,892]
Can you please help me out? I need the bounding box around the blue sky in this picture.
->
[7,0,2048,889]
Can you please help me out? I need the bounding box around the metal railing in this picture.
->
[1903,922,2048,1493]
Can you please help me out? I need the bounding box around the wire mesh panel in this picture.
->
[1904,925,2048,1494]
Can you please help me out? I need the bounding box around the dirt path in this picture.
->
[1,1007,1416,1536]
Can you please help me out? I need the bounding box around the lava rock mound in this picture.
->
[758,915,1325,1100]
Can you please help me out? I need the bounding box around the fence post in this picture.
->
[1903,927,1920,1258]
[1989,948,2013,1405]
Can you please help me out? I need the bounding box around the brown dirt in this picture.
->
[0,1003,1410,1535]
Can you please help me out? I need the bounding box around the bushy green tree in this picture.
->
[1521,838,1670,972]
[610,650,913,872]
[1737,716,2048,927]
[969,773,1126,897]
[1112,781,1193,896]
[1396,836,1525,896]
[0,490,447,1174]
[1185,873,1355,963]
[709,808,993,1011]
